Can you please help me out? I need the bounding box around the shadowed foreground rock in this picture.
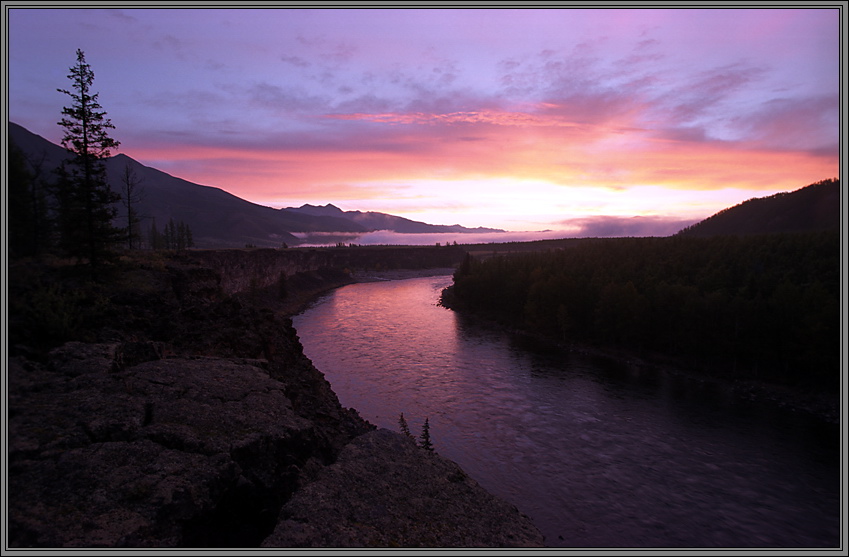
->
[264,429,543,548]
[7,253,544,548]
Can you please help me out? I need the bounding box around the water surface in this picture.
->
[292,275,840,548]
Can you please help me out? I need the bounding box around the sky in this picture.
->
[5,4,843,235]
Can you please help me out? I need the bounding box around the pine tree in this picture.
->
[148,218,163,250]
[398,413,415,441]
[165,218,177,250]
[419,417,434,452]
[55,48,122,267]
[120,163,144,249]
[148,218,194,251]
[177,221,189,250]
[185,224,194,249]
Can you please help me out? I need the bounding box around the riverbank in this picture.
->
[6,253,543,548]
[244,266,460,318]
[288,267,840,427]
[439,284,841,426]
[350,267,458,283]
[295,272,841,548]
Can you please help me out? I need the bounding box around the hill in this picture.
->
[8,122,502,248]
[675,178,840,237]
[286,203,504,234]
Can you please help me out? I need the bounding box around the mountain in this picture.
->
[675,178,841,237]
[8,122,502,248]
[284,203,505,234]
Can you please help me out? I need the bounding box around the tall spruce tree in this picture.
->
[55,48,122,267]
[419,417,434,452]
[398,413,415,441]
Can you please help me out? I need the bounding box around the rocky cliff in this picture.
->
[6,250,544,548]
[185,245,467,295]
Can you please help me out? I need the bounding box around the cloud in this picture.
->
[121,27,836,183]
[294,229,578,247]
[243,82,329,113]
[153,34,189,55]
[731,94,839,154]
[325,108,564,127]
[658,62,768,124]
[281,55,310,68]
[557,215,699,237]
[651,126,710,143]
[8,6,839,239]
[493,41,799,154]
[105,10,138,24]
[295,33,358,65]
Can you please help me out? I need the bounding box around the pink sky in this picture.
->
[6,6,842,233]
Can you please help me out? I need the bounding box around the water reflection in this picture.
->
[293,275,840,548]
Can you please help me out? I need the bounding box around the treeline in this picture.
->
[449,232,839,392]
[9,137,196,257]
[148,218,195,251]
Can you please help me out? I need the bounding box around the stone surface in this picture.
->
[8,351,321,547]
[7,252,545,548]
[263,429,544,548]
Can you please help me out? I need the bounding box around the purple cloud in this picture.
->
[558,215,700,237]
[731,94,839,155]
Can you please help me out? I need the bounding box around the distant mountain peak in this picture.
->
[300,203,341,211]
[289,203,346,217]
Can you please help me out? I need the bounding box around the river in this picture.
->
[291,274,841,548]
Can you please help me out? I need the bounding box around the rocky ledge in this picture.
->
[264,428,543,548]
[7,253,543,548]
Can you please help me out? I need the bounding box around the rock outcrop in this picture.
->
[264,429,544,548]
[8,351,322,547]
[7,251,544,548]
[185,245,466,296]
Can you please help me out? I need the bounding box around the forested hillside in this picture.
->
[676,178,839,237]
[447,231,840,393]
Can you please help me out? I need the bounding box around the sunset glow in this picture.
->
[6,6,841,234]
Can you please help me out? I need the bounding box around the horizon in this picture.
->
[11,116,834,245]
[6,6,841,234]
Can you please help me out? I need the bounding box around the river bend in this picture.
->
[292,275,840,548]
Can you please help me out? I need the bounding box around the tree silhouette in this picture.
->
[419,417,434,452]
[398,413,415,441]
[55,48,122,267]
[120,163,145,249]
[450,228,839,392]
[8,139,51,258]
[148,218,164,250]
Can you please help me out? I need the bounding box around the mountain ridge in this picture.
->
[675,178,840,237]
[8,122,503,248]
[284,203,505,234]
[10,122,838,246]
